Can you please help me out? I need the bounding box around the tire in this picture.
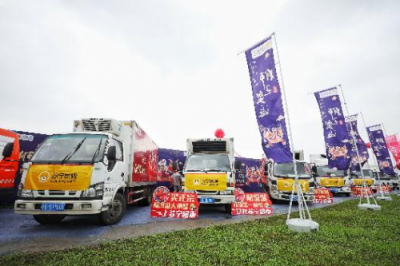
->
[346,193,351,197]
[139,187,153,206]
[98,193,126,225]
[225,204,232,214]
[33,214,66,225]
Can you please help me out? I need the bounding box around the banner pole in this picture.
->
[339,85,372,204]
[273,33,311,221]
[360,112,382,203]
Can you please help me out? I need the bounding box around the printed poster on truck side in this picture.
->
[151,186,199,219]
[231,188,273,216]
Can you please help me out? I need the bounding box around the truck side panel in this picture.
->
[132,123,158,183]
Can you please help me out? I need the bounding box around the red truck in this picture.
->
[0,128,20,196]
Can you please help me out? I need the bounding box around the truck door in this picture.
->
[107,139,125,184]
[0,129,20,191]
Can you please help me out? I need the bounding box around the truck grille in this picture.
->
[193,141,226,153]
[82,119,112,132]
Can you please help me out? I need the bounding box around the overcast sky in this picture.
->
[1,0,399,161]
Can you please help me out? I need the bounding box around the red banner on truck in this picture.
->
[231,188,273,216]
[151,186,199,219]
[313,188,333,204]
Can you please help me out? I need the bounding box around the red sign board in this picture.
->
[313,188,333,204]
[231,189,273,216]
[351,186,373,197]
[376,185,391,193]
[151,186,199,219]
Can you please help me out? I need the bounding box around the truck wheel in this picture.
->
[139,187,153,206]
[33,214,66,225]
[99,193,126,225]
[225,204,232,214]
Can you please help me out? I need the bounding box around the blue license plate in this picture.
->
[199,198,215,204]
[290,196,298,201]
[330,189,338,193]
[41,203,65,211]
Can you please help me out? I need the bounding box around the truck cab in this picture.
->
[314,165,350,196]
[15,118,157,225]
[0,129,20,196]
[263,161,315,202]
[182,138,236,212]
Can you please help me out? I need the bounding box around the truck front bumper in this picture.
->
[14,199,105,215]
[271,192,314,202]
[197,194,235,204]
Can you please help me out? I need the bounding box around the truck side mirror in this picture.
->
[264,164,269,172]
[311,165,318,177]
[234,160,241,170]
[107,146,117,161]
[2,142,14,158]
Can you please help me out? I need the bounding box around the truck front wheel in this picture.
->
[33,214,66,225]
[99,193,126,225]
[225,204,232,214]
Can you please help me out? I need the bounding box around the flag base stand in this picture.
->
[287,218,319,233]
[376,196,392,201]
[358,203,381,211]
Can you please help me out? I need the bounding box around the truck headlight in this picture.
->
[17,183,33,198]
[272,185,278,193]
[82,182,104,198]
[308,187,315,193]
[21,189,33,198]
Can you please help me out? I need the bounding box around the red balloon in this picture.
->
[214,129,225,138]
[366,142,371,149]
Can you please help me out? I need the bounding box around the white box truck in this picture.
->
[182,138,237,213]
[15,118,158,225]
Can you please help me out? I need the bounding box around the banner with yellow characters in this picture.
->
[24,165,93,191]
[185,173,227,191]
[277,179,309,193]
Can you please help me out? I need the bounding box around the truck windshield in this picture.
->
[184,154,231,172]
[316,166,345,177]
[274,162,311,178]
[351,169,373,178]
[31,134,108,164]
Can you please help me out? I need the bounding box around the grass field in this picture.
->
[1,196,400,266]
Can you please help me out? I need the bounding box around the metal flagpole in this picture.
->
[359,112,382,205]
[272,33,314,228]
[339,86,380,210]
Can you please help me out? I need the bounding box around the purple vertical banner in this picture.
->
[314,88,351,170]
[157,149,186,190]
[345,114,369,172]
[234,157,265,193]
[245,37,292,163]
[366,124,396,175]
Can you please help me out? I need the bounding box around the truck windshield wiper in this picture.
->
[185,169,202,172]
[91,138,103,164]
[61,137,87,164]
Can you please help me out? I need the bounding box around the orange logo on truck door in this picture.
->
[185,173,227,191]
[24,165,93,191]
[277,179,309,193]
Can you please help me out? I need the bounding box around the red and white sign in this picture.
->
[351,186,373,197]
[231,188,273,216]
[151,186,199,219]
[313,188,333,204]
[376,185,391,193]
